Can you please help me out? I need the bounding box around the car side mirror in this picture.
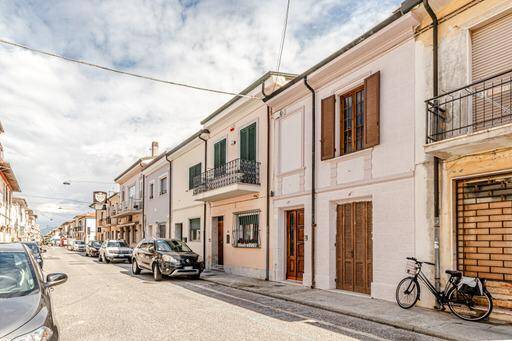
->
[148,246,155,253]
[46,273,68,288]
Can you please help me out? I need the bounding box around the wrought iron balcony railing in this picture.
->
[193,158,260,195]
[426,69,512,143]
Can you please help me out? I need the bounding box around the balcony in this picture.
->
[425,69,512,159]
[192,158,261,201]
[111,198,142,217]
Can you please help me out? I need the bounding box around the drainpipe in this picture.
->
[304,76,316,289]
[262,82,271,281]
[166,157,172,238]
[198,135,208,263]
[423,0,441,295]
[141,171,146,240]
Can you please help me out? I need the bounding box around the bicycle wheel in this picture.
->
[396,277,420,309]
[447,286,493,321]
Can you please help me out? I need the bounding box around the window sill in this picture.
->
[322,146,373,163]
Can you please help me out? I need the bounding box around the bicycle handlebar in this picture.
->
[406,257,434,266]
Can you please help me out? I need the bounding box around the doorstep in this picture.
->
[201,272,512,341]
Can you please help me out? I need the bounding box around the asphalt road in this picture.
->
[44,247,440,341]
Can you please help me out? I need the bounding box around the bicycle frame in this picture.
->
[411,263,459,306]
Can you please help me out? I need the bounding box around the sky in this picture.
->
[0,0,401,234]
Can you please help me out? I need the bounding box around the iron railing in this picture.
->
[426,69,512,143]
[193,158,260,195]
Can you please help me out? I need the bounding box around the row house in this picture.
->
[416,0,512,315]
[96,192,120,241]
[112,142,159,246]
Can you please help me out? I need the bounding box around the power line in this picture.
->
[275,0,291,74]
[0,38,259,99]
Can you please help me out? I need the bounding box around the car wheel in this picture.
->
[153,263,162,281]
[132,259,141,275]
[192,273,201,280]
[105,256,110,264]
[98,254,102,262]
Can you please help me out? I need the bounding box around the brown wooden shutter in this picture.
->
[321,95,336,160]
[364,71,380,148]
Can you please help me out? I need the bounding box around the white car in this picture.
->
[98,240,132,263]
[72,240,85,252]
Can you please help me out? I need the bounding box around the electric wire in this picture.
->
[273,0,291,91]
[0,38,259,99]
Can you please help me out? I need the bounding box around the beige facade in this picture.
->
[418,0,512,316]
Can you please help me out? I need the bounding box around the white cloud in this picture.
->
[0,0,400,233]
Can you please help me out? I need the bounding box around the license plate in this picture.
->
[184,266,193,270]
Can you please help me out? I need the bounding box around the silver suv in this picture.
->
[98,240,132,264]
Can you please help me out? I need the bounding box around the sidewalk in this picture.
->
[201,271,512,341]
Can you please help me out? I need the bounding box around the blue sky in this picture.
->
[0,0,401,234]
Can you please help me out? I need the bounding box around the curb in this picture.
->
[201,276,460,341]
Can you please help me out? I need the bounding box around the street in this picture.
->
[44,247,438,341]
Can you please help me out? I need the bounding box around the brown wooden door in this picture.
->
[286,209,304,280]
[336,202,372,294]
[217,217,224,266]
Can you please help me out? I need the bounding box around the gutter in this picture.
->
[304,76,316,289]
[198,134,208,264]
[423,0,442,297]
[261,82,271,281]
[142,174,146,239]
[166,157,172,239]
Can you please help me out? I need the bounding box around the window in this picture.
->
[214,139,227,169]
[189,218,200,241]
[159,177,167,195]
[341,87,364,154]
[128,185,135,199]
[149,182,154,199]
[234,212,259,248]
[189,163,202,190]
[138,179,143,199]
[240,122,256,162]
[158,223,166,238]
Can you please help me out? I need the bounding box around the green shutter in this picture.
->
[214,139,226,168]
[240,123,256,161]
[189,163,202,189]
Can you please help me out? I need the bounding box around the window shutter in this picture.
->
[240,123,256,161]
[321,95,336,160]
[220,139,226,165]
[248,123,256,162]
[240,127,248,160]
[364,71,380,148]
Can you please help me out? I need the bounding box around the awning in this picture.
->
[0,161,21,192]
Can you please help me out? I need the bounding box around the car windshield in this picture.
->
[91,242,101,248]
[108,241,128,248]
[0,252,38,298]
[156,239,192,253]
[23,243,40,255]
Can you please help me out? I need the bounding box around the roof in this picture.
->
[164,129,209,159]
[264,0,422,102]
[107,192,119,200]
[114,156,153,182]
[201,71,296,124]
[0,161,21,192]
[0,243,27,252]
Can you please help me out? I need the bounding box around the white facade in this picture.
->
[267,13,422,302]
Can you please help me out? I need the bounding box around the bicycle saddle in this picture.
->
[445,270,462,277]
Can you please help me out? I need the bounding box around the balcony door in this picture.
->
[240,122,256,162]
[214,139,226,176]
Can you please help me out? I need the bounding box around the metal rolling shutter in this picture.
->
[472,12,512,81]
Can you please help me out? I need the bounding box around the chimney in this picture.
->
[151,141,159,157]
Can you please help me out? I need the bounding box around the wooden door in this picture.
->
[336,202,372,294]
[286,209,305,280]
[217,217,224,266]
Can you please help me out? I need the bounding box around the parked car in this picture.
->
[98,240,132,263]
[131,238,204,281]
[21,242,44,269]
[72,240,85,252]
[66,239,75,251]
[0,243,67,340]
[85,241,102,257]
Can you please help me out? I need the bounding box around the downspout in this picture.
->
[423,0,441,295]
[141,168,146,240]
[262,82,271,281]
[166,157,172,238]
[304,76,316,289]
[198,135,208,263]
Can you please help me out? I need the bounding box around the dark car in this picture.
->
[21,242,44,269]
[0,243,67,340]
[131,238,204,281]
[85,241,102,257]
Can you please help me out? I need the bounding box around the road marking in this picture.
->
[184,281,390,341]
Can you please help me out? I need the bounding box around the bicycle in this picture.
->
[395,257,493,321]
